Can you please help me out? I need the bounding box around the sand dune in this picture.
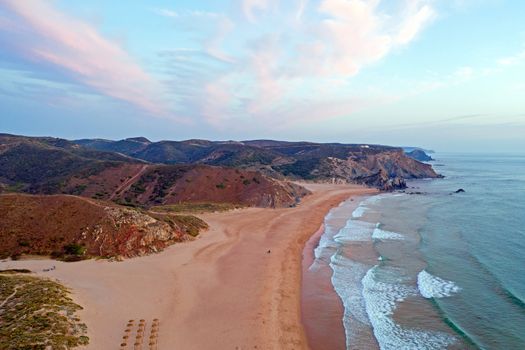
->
[0,183,376,349]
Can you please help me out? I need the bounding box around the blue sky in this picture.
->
[0,0,524,152]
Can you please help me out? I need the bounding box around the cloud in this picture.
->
[0,0,438,131]
[242,0,275,22]
[0,0,169,116]
[153,8,220,19]
[498,48,525,66]
[395,1,436,45]
[204,17,236,63]
[198,0,437,128]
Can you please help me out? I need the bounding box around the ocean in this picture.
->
[308,153,525,349]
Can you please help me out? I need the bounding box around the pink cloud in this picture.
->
[242,0,275,22]
[203,0,436,129]
[1,0,169,116]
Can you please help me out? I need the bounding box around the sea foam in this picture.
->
[330,254,370,325]
[372,227,404,240]
[352,205,367,218]
[417,270,461,299]
[333,219,375,243]
[362,266,457,350]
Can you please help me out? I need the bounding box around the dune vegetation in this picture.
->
[0,272,89,349]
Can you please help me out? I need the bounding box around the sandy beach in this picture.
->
[0,183,376,349]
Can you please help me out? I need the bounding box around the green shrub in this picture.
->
[63,244,86,256]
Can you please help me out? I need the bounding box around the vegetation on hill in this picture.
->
[1,133,440,209]
[0,134,132,194]
[151,202,243,214]
[1,134,310,208]
[0,194,208,259]
[0,273,89,349]
[72,136,440,190]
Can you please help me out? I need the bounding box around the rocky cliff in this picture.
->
[405,149,434,162]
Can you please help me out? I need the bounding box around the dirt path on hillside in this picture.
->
[109,164,149,200]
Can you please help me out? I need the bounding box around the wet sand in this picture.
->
[0,183,376,349]
[302,224,347,350]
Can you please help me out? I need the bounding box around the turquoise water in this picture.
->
[315,153,525,349]
[412,154,525,349]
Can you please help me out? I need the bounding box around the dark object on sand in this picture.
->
[267,250,271,254]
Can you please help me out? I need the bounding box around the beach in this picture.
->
[0,183,376,349]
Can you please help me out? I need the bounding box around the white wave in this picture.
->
[333,220,375,243]
[417,270,461,299]
[391,193,407,197]
[351,194,386,218]
[362,266,457,350]
[329,253,372,347]
[311,210,340,262]
[352,205,367,218]
[372,227,404,240]
[312,231,337,262]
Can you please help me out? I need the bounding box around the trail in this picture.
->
[0,285,20,309]
[109,164,149,200]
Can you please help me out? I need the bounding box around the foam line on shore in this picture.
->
[330,253,371,347]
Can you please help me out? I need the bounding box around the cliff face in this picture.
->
[307,150,438,190]
[274,147,440,190]
[0,194,207,259]
[405,149,434,162]
[347,150,439,189]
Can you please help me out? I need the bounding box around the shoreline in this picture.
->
[301,223,347,350]
[301,195,374,350]
[0,183,376,349]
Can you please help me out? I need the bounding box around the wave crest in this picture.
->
[417,270,461,299]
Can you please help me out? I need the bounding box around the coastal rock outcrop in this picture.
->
[406,149,434,162]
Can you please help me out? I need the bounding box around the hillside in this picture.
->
[62,163,309,208]
[0,133,136,193]
[57,162,309,208]
[0,134,308,207]
[0,134,440,199]
[74,137,440,189]
[0,194,207,259]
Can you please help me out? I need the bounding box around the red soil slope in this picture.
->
[63,164,310,208]
[0,194,207,259]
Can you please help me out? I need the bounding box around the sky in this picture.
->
[0,0,524,152]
